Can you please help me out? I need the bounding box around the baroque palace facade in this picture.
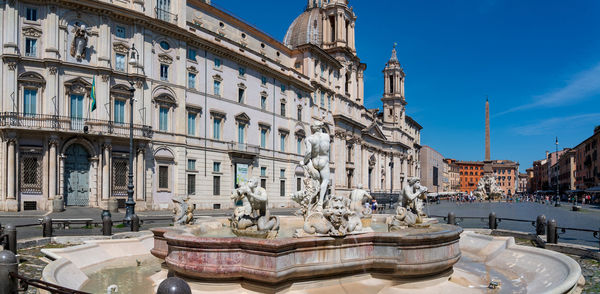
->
[0,0,421,211]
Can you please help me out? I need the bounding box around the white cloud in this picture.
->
[514,113,600,136]
[497,62,600,116]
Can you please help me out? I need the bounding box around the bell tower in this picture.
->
[318,0,356,52]
[382,44,406,125]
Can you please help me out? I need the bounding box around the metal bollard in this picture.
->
[42,216,53,237]
[131,214,140,232]
[5,224,17,255]
[488,212,497,230]
[157,277,192,294]
[535,215,546,235]
[447,212,456,225]
[0,250,18,294]
[547,219,557,244]
[102,216,112,236]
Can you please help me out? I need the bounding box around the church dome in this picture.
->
[283,8,323,49]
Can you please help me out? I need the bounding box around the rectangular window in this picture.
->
[238,123,245,144]
[187,174,196,195]
[261,178,266,189]
[297,138,302,155]
[160,64,169,81]
[187,113,196,135]
[23,89,37,116]
[260,129,267,148]
[158,166,169,190]
[25,38,37,57]
[280,103,286,116]
[111,158,129,196]
[213,162,221,172]
[320,63,325,77]
[238,88,244,103]
[187,159,196,171]
[281,84,286,92]
[26,8,38,21]
[297,178,302,192]
[20,153,42,193]
[320,92,325,107]
[327,95,331,109]
[261,96,267,110]
[280,169,285,178]
[213,118,221,139]
[213,176,221,195]
[214,58,221,68]
[238,67,246,77]
[280,180,285,197]
[188,73,196,89]
[159,107,168,131]
[261,166,267,177]
[214,80,221,96]
[116,26,126,38]
[297,108,302,121]
[114,99,125,124]
[280,134,286,152]
[114,54,126,71]
[187,48,197,60]
[261,76,267,85]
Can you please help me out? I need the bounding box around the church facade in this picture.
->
[0,0,421,211]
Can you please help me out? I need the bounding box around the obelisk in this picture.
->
[484,98,493,174]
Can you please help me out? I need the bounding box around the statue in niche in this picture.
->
[70,23,91,60]
[172,197,194,225]
[388,177,428,231]
[230,178,279,239]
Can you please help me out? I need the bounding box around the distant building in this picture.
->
[518,173,528,194]
[558,149,576,192]
[420,146,447,192]
[491,160,519,196]
[574,126,600,190]
[445,159,460,192]
[457,161,484,194]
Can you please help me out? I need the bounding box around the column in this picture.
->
[136,145,145,201]
[43,6,60,59]
[48,138,57,200]
[101,143,111,200]
[6,139,17,211]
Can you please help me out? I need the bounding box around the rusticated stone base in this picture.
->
[151,223,462,285]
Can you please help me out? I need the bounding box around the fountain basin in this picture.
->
[151,216,462,284]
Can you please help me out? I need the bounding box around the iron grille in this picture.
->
[20,152,42,193]
[112,158,129,196]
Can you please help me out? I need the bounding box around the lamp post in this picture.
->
[554,137,560,207]
[124,44,140,223]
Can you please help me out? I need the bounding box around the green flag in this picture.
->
[90,76,97,112]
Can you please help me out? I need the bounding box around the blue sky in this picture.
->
[212,0,600,171]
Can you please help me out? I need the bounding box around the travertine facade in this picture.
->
[0,0,421,211]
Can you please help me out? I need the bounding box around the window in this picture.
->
[188,72,196,89]
[116,26,126,38]
[213,118,221,139]
[238,123,245,144]
[26,8,37,21]
[25,38,37,57]
[187,174,196,195]
[280,103,286,116]
[320,92,325,107]
[23,89,37,116]
[115,53,125,71]
[261,76,267,85]
[159,107,168,131]
[280,134,286,152]
[280,180,285,196]
[327,95,331,109]
[261,178,266,189]
[320,63,324,78]
[261,96,267,110]
[261,167,267,177]
[297,138,302,155]
[238,67,246,77]
[213,80,221,96]
[297,178,302,192]
[260,129,267,148]
[20,153,42,193]
[281,84,286,92]
[297,108,302,121]
[213,162,221,172]
[160,64,169,81]
[187,48,196,60]
[159,41,170,50]
[187,159,196,171]
[158,166,169,190]
[114,99,125,124]
[214,58,221,68]
[238,88,244,103]
[213,176,220,195]
[280,169,285,178]
[187,113,196,135]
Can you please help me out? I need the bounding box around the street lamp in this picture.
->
[554,137,560,207]
[124,44,140,223]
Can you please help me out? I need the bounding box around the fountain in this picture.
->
[40,121,584,293]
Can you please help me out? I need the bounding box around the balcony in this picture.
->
[227,142,259,159]
[0,112,153,139]
[155,7,178,25]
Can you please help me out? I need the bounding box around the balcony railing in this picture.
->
[0,112,153,139]
[227,142,259,157]
[155,7,178,24]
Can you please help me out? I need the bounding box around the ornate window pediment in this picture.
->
[64,77,91,95]
[153,93,177,107]
[258,122,271,130]
[237,83,247,90]
[234,112,250,123]
[18,72,45,87]
[260,90,268,97]
[110,84,131,99]
[187,66,198,74]
[158,54,173,64]
[210,109,226,119]
[295,129,306,138]
[113,42,129,54]
[22,26,42,38]
[213,74,223,82]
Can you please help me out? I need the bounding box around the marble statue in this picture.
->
[302,195,362,237]
[303,121,331,210]
[350,184,373,218]
[70,24,91,60]
[230,178,279,238]
[388,177,428,230]
[172,196,194,225]
[473,174,502,200]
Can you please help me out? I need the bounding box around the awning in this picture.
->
[585,186,600,193]
[566,189,584,194]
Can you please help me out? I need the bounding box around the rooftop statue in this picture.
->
[231,178,280,239]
